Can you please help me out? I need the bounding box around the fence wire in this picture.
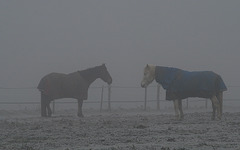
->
[0,85,239,110]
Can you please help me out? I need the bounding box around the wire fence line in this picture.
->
[0,85,239,111]
[1,85,239,89]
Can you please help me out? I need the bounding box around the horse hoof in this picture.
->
[78,114,84,118]
[178,117,183,121]
[41,114,47,117]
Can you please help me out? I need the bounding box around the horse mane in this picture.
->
[78,65,103,79]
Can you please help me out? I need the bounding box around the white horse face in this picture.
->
[141,64,155,88]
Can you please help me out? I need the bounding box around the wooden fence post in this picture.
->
[108,85,111,111]
[205,99,208,109]
[144,87,147,110]
[52,100,55,114]
[100,86,104,112]
[157,84,160,110]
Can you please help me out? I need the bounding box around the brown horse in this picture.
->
[141,64,227,120]
[38,64,112,117]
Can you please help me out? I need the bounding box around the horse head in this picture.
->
[141,64,156,88]
[99,64,112,85]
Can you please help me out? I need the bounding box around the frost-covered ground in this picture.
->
[0,108,240,150]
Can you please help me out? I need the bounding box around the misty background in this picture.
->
[0,1,239,110]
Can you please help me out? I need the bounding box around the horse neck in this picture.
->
[149,65,156,79]
[79,67,101,85]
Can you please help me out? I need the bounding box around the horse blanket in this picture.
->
[155,66,227,100]
[37,71,89,100]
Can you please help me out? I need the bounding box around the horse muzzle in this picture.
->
[107,78,112,85]
[141,82,147,88]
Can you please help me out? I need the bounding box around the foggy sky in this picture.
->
[0,0,240,89]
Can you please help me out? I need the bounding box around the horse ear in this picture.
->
[146,64,149,68]
[102,64,107,68]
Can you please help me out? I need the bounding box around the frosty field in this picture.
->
[0,108,240,150]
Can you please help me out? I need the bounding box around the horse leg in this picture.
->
[178,99,184,120]
[46,101,52,117]
[216,92,223,119]
[211,99,216,120]
[173,100,180,120]
[211,96,221,120]
[77,99,84,117]
[41,93,47,117]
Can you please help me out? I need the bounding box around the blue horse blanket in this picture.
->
[155,66,227,100]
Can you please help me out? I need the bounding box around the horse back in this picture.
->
[37,72,89,100]
[166,70,227,100]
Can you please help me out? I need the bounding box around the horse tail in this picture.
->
[215,74,227,92]
[38,76,51,95]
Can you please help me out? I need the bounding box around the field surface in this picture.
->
[0,109,240,150]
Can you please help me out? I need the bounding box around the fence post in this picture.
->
[205,98,208,109]
[52,100,55,114]
[144,87,147,110]
[108,85,111,111]
[186,98,189,109]
[157,84,160,110]
[100,86,104,112]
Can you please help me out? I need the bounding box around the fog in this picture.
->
[0,1,240,103]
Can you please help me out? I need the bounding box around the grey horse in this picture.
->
[38,64,112,117]
[141,64,227,120]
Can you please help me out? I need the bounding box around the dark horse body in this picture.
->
[37,64,112,117]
